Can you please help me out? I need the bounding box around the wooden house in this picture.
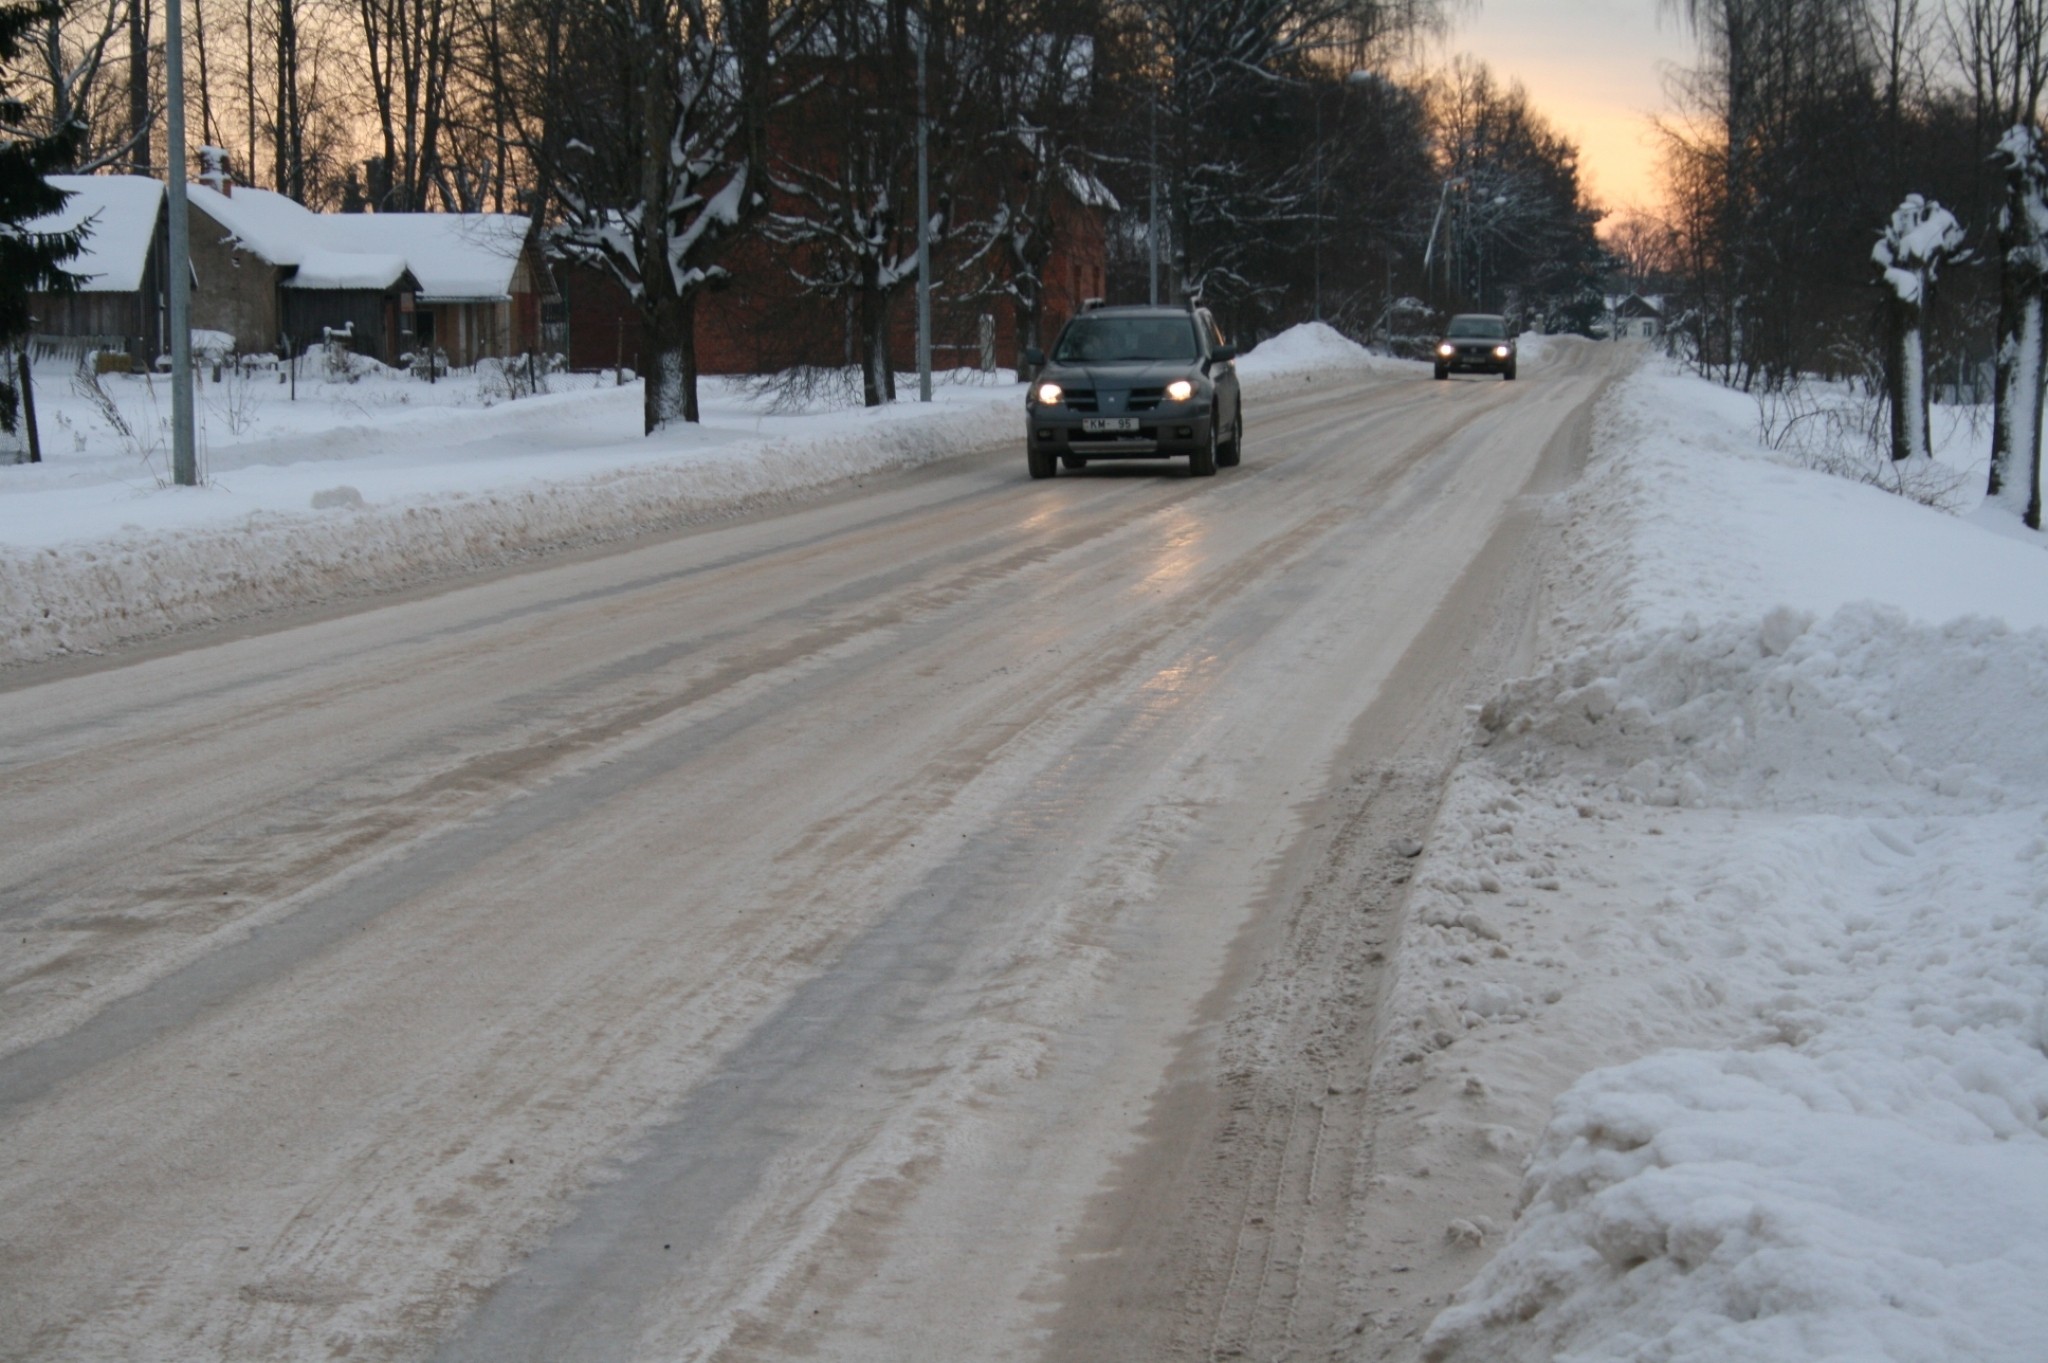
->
[24,175,169,364]
[25,172,552,368]
[186,180,548,366]
[1611,294,1664,341]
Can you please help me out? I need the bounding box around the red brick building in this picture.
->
[558,177,1111,379]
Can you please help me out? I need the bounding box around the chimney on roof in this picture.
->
[197,145,234,197]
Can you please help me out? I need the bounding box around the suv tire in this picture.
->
[1189,420,1219,477]
[1028,445,1057,479]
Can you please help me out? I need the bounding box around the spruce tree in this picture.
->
[1,0,83,435]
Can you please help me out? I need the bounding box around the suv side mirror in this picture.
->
[1023,347,1046,368]
[1212,345,1238,363]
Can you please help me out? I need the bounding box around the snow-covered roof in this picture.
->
[25,176,166,293]
[1063,166,1119,212]
[289,249,411,291]
[188,183,528,299]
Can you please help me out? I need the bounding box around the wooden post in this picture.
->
[18,350,41,463]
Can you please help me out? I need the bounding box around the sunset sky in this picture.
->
[1444,0,1700,219]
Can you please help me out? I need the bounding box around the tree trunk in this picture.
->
[1011,213,1049,379]
[858,278,892,408]
[640,288,700,435]
[128,0,149,174]
[1885,294,1929,462]
[1991,128,2048,528]
[1993,291,2046,526]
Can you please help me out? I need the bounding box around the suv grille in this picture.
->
[1062,386,1167,415]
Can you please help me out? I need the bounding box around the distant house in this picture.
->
[24,175,169,364]
[1611,293,1663,341]
[186,179,550,366]
[23,172,553,368]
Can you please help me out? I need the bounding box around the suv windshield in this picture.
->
[1053,316,1200,363]
[1446,316,1508,339]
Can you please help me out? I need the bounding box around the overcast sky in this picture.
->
[1442,0,1700,217]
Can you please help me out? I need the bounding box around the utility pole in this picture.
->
[915,17,932,403]
[165,0,196,485]
[1148,93,1159,305]
[1312,92,1323,321]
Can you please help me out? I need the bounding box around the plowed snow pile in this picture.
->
[1378,361,2048,1363]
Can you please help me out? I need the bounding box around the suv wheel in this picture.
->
[1190,420,1219,477]
[1218,410,1242,468]
[1028,445,1057,479]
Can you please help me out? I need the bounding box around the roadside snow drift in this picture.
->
[1391,359,2048,1363]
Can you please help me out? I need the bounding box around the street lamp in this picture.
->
[1423,176,1466,300]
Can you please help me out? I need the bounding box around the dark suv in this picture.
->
[1433,314,1517,380]
[1023,305,1242,478]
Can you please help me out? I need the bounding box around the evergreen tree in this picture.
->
[1,0,84,435]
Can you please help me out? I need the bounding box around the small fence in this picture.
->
[27,333,133,367]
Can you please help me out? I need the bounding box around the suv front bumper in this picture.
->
[1437,345,1514,373]
[1027,408,1215,459]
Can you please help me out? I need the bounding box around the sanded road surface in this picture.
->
[0,341,1622,1362]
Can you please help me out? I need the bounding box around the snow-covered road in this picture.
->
[0,340,1623,1361]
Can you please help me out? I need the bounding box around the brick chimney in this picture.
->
[197,145,234,197]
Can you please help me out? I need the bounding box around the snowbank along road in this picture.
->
[0,340,1624,1362]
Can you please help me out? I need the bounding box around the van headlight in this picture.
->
[1166,379,1195,402]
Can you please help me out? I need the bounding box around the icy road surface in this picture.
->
[0,341,1622,1362]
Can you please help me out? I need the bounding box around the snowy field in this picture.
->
[1383,359,2048,1362]
[5,327,2045,1361]
[0,324,1385,663]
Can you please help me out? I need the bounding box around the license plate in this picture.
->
[1082,417,1139,433]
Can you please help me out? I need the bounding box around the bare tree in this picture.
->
[352,0,457,209]
[1605,208,1680,296]
[525,0,796,430]
[953,0,1106,370]
[7,0,154,170]
[767,0,949,408]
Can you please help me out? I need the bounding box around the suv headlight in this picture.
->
[1493,345,1512,359]
[1166,379,1195,402]
[1438,343,1455,357]
[1036,382,1063,405]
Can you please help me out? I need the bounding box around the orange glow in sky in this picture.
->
[1441,0,1698,224]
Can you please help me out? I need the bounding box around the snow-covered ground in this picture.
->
[7,325,2043,1361]
[0,325,1392,663]
[1385,359,2048,1362]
